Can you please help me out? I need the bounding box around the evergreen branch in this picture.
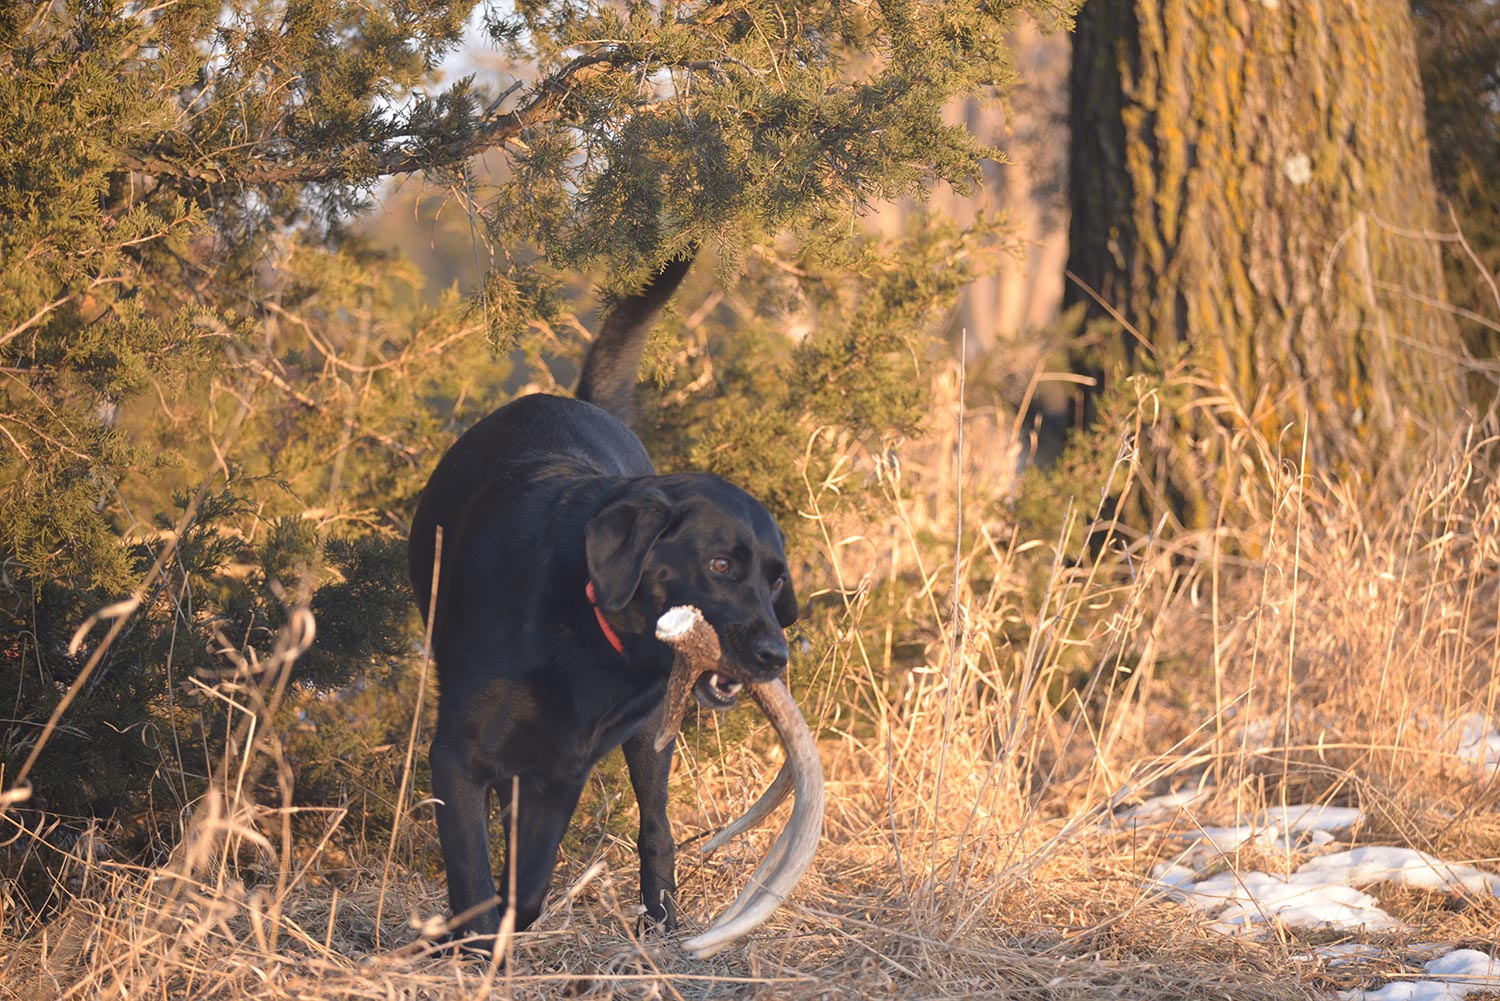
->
[245,357,421,463]
[1,296,71,348]
[113,54,614,187]
[262,301,485,375]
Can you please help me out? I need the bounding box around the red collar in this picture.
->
[585,581,626,655]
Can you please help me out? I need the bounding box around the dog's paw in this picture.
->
[635,897,679,937]
[442,932,504,960]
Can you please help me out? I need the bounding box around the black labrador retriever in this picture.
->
[408,257,798,944]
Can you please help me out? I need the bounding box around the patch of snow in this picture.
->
[1297,943,1450,967]
[1153,802,1362,868]
[1112,784,1213,823]
[1129,773,1500,966]
[1260,804,1364,835]
[1112,784,1362,857]
[1283,153,1313,186]
[1179,869,1398,934]
[1307,943,1387,966]
[1342,949,1500,1000]
[1298,847,1500,897]
[1452,714,1500,775]
[1194,823,1279,854]
[1148,862,1198,892]
[1147,846,1500,936]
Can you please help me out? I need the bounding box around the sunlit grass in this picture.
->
[4,358,1500,999]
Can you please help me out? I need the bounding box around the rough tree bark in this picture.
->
[1067,0,1461,526]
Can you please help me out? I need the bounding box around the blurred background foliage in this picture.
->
[4,0,1499,928]
[0,0,1061,902]
[1413,0,1500,363]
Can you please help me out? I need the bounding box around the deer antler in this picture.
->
[654,606,825,959]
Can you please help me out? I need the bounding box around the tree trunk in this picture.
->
[1066,0,1461,526]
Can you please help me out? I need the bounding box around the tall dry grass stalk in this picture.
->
[4,361,1500,999]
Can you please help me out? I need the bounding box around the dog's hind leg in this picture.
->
[622,722,678,930]
[431,734,503,941]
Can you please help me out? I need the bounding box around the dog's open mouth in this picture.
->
[693,670,743,709]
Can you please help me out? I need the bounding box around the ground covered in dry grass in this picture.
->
[4,370,1500,999]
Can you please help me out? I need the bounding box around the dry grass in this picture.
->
[5,363,1500,999]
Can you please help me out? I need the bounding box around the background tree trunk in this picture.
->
[1066,0,1461,527]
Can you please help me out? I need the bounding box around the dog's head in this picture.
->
[585,474,797,707]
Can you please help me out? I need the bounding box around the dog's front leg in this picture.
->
[623,722,678,931]
[501,775,588,932]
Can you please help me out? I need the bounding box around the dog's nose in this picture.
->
[751,635,789,673]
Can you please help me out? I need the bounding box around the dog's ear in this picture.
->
[586,490,674,611]
[773,573,799,628]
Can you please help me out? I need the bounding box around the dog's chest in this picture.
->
[578,668,669,753]
[461,668,667,782]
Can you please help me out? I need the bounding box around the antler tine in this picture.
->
[681,678,824,959]
[700,761,792,854]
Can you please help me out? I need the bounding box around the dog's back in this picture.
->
[405,397,641,623]
[407,257,696,627]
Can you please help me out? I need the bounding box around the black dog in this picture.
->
[408,257,798,944]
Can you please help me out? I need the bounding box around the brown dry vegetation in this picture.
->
[5,327,1500,999]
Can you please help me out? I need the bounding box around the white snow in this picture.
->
[1308,943,1388,966]
[1150,834,1500,1000]
[1126,715,1500,997]
[1149,862,1199,893]
[1179,868,1398,933]
[1283,153,1313,186]
[1193,823,1278,854]
[1297,846,1500,898]
[1452,714,1500,775]
[1126,797,1362,871]
[1151,844,1500,935]
[1114,785,1212,822]
[1341,949,1500,1000]
[1261,804,1365,835]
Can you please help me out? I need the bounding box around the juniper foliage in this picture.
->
[0,0,1066,862]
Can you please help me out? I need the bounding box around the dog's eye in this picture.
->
[708,557,732,575]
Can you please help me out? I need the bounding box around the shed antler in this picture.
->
[654,606,825,959]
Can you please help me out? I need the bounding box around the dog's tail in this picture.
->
[575,254,695,423]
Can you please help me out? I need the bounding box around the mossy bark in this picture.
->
[1067,0,1460,526]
